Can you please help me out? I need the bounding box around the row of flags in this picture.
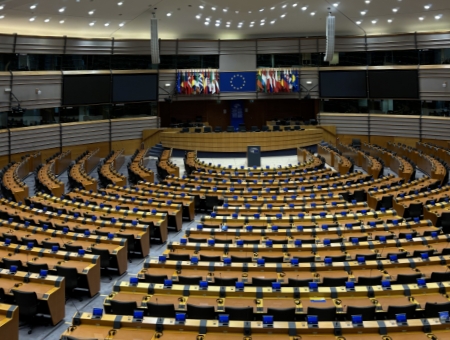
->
[176,69,300,95]
[176,70,220,95]
[257,69,300,93]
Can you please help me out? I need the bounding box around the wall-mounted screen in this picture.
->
[319,71,367,98]
[368,70,419,99]
[63,75,111,106]
[112,74,158,103]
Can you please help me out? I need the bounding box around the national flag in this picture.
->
[266,70,272,93]
[257,70,264,92]
[261,71,267,93]
[176,72,181,94]
[198,72,204,94]
[214,71,220,94]
[211,71,216,94]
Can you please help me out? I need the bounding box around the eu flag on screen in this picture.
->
[219,72,257,92]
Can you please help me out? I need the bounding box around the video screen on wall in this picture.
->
[368,70,419,99]
[319,71,367,98]
[62,75,111,106]
[112,74,158,103]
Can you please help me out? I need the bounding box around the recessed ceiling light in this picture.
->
[165,83,171,87]
[227,21,231,24]
[30,4,37,10]
[29,17,36,22]
[216,19,220,22]
[199,5,204,9]
[248,11,252,13]
[204,21,209,25]
[104,22,110,26]
[119,22,125,26]
[365,0,370,3]
[0,15,4,19]
[88,10,94,15]
[387,19,393,23]
[211,7,216,11]
[333,3,339,7]
[59,8,65,13]
[249,24,253,27]
[260,22,265,25]
[167,13,171,16]
[371,19,377,24]
[435,14,442,20]
[361,11,367,15]
[223,8,227,12]
[418,16,424,21]
[205,17,210,21]
[424,5,431,10]
[117,2,123,5]
[281,14,286,18]
[226,24,230,27]
[392,8,398,12]
[250,21,254,24]
[196,15,201,19]
[282,4,287,8]
[301,6,307,10]
[44,18,50,23]
[235,11,239,13]
[306,81,312,84]
[310,12,316,16]
[0,5,4,10]
[259,8,264,12]
[270,20,275,24]
[270,7,275,10]
[356,20,362,24]
[89,22,95,26]
[293,3,298,7]
[59,20,64,24]
[215,23,219,26]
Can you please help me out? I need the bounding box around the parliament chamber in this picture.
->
[0,1,450,339]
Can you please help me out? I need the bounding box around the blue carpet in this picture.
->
[172,145,318,158]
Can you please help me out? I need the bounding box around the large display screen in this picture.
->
[368,70,419,99]
[112,74,158,103]
[62,75,111,106]
[319,71,368,98]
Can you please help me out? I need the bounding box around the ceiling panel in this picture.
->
[0,0,446,41]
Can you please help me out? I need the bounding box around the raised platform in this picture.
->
[160,128,323,152]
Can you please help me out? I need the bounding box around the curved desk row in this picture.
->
[161,129,323,152]
[318,145,353,175]
[60,312,450,339]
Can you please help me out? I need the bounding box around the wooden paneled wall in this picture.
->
[159,99,317,129]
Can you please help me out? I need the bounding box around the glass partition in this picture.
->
[111,102,157,119]
[422,101,450,116]
[111,55,152,70]
[62,55,111,70]
[61,105,110,122]
[7,107,60,127]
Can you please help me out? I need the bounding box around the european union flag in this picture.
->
[219,72,256,92]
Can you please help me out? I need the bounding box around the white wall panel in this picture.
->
[10,125,60,153]
[257,39,299,54]
[370,114,420,138]
[65,38,112,55]
[62,121,110,146]
[15,36,64,54]
[12,72,62,109]
[0,130,8,156]
[111,117,159,140]
[422,117,450,140]
[419,67,450,101]
[318,113,369,135]
[178,41,219,55]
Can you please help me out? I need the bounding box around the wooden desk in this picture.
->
[54,150,72,176]
[0,269,65,325]
[0,304,18,340]
[129,148,154,183]
[1,152,40,202]
[318,144,352,175]
[161,129,323,152]
[37,160,66,198]
[60,311,450,340]
[0,198,150,260]
[69,149,100,193]
[100,150,127,187]
[0,223,128,275]
[0,244,100,297]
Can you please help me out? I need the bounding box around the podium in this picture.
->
[247,146,261,167]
